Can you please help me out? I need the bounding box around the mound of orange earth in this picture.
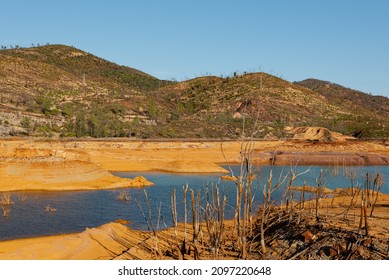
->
[1,139,235,173]
[0,222,142,260]
[286,126,355,142]
[0,159,153,191]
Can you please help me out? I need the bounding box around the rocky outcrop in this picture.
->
[286,126,355,142]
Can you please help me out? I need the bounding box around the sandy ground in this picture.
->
[0,222,146,260]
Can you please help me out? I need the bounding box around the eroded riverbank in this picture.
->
[1,138,389,191]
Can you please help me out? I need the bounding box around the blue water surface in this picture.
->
[0,165,388,241]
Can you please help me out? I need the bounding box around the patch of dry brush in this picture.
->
[115,140,389,260]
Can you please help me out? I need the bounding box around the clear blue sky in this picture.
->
[1,0,388,96]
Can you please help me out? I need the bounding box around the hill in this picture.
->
[0,45,388,139]
[0,44,171,137]
[151,73,389,138]
[295,79,389,138]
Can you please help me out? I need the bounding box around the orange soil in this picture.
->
[1,138,389,191]
[0,222,142,260]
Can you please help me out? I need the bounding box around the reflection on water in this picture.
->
[0,165,388,241]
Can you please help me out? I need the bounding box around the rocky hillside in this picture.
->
[0,45,388,139]
[152,73,389,138]
[0,44,170,137]
[295,79,389,138]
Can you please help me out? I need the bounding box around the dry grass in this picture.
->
[116,191,130,202]
[118,162,389,260]
[0,192,14,218]
[115,190,389,260]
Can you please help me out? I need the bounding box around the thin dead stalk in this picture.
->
[191,189,201,260]
[370,173,383,217]
[170,189,178,239]
[204,185,227,259]
[0,192,14,219]
[358,190,369,236]
[182,184,189,255]
[135,190,162,259]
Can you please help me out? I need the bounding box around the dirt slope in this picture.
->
[286,126,355,142]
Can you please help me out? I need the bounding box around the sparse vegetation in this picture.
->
[116,191,130,203]
[1,44,389,139]
[20,116,32,131]
[0,192,14,219]
[123,160,389,260]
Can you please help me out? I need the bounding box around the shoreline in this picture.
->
[1,191,388,260]
[1,138,389,191]
[253,151,389,166]
[0,222,140,260]
[1,136,389,260]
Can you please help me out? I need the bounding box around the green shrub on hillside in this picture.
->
[147,100,160,119]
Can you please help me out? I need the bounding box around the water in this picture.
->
[0,165,388,241]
